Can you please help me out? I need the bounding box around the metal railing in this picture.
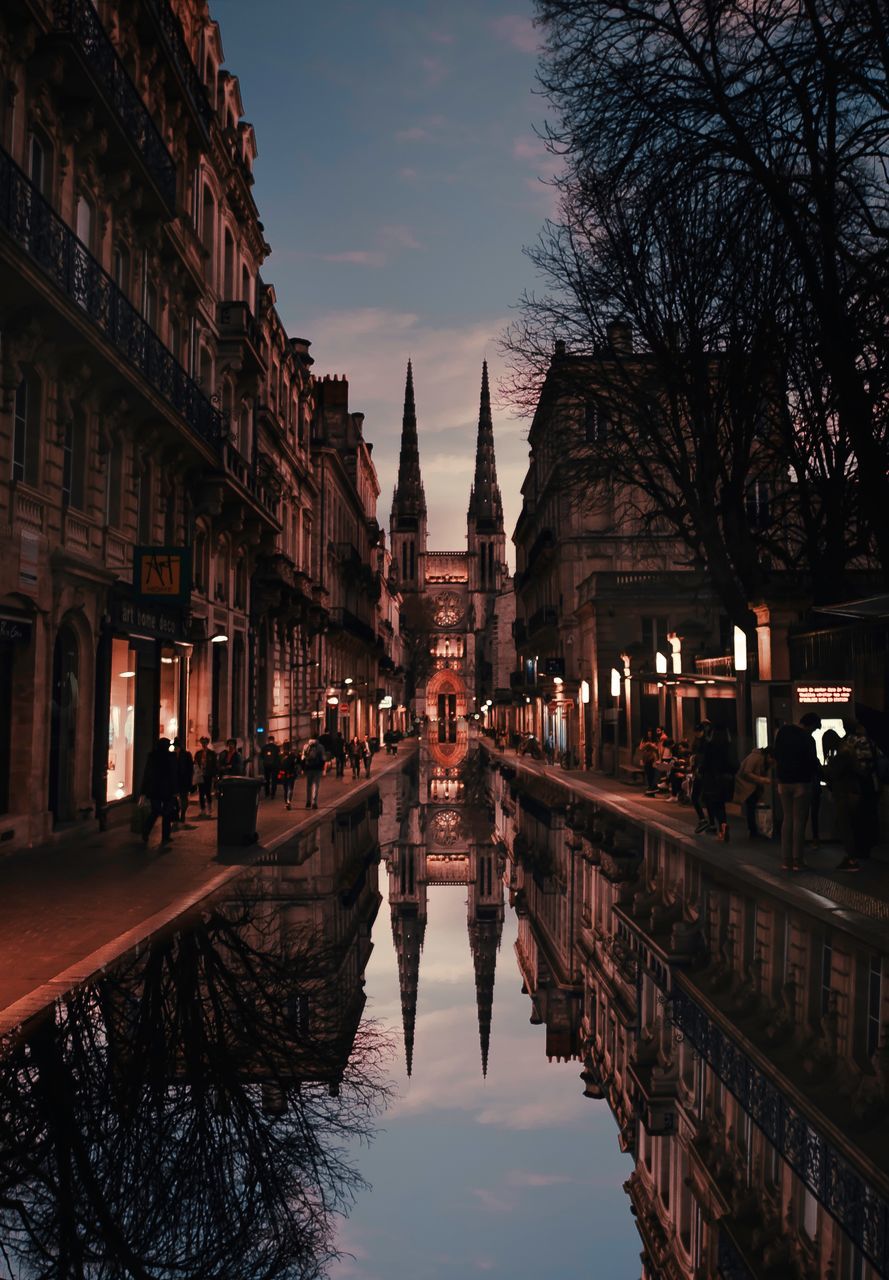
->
[53,0,176,210]
[0,146,221,450]
[716,1228,756,1280]
[142,0,215,139]
[670,984,889,1274]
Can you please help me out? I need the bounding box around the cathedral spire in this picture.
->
[392,359,426,522]
[467,360,503,529]
[468,903,503,1079]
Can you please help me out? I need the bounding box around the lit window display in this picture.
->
[159,649,180,740]
[107,637,137,801]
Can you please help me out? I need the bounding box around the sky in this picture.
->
[210,0,558,555]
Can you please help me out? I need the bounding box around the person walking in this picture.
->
[279,740,299,810]
[638,729,659,796]
[544,733,555,766]
[194,736,217,818]
[261,735,281,798]
[845,721,881,859]
[301,736,325,808]
[773,712,821,871]
[362,735,373,777]
[347,735,363,780]
[332,730,347,779]
[734,746,772,840]
[700,724,738,841]
[691,721,711,832]
[139,737,178,847]
[823,730,863,872]
[172,737,194,828]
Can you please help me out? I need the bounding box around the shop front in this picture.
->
[0,609,34,822]
[97,590,188,817]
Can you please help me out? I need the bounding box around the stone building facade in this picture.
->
[489,755,889,1280]
[0,0,400,851]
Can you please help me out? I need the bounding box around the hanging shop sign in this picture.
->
[134,546,192,603]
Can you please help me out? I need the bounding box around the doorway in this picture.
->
[49,623,79,823]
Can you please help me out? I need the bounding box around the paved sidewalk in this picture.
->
[0,747,415,1035]
[489,746,889,945]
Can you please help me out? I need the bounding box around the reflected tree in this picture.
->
[0,894,392,1279]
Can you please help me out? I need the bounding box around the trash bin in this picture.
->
[217,776,262,847]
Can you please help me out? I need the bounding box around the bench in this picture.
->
[618,763,645,786]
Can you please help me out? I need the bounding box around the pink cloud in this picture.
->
[430,29,455,45]
[398,167,418,181]
[506,1169,571,1188]
[513,136,549,162]
[472,1187,514,1214]
[420,54,448,87]
[379,224,423,251]
[491,14,539,54]
[321,250,386,268]
[395,126,430,143]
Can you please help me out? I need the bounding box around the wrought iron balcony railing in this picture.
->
[0,146,221,450]
[52,0,176,211]
[142,0,215,140]
[528,605,559,637]
[670,984,889,1276]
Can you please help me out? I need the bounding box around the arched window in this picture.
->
[223,227,235,297]
[113,243,130,293]
[215,541,229,602]
[241,263,251,306]
[163,481,177,544]
[234,552,247,609]
[199,345,213,393]
[75,194,94,250]
[62,409,88,510]
[238,402,250,455]
[137,462,153,543]
[28,131,52,197]
[12,370,41,486]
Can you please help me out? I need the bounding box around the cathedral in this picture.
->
[385,361,512,1077]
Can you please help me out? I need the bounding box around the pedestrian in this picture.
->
[261,735,281,798]
[637,729,659,796]
[348,735,362,779]
[172,736,194,828]
[823,730,863,872]
[301,736,325,808]
[194,736,217,818]
[319,730,334,775]
[734,745,772,839]
[700,724,738,841]
[218,738,244,778]
[773,712,821,871]
[279,740,299,810]
[844,721,881,859]
[544,733,555,766]
[691,721,711,831]
[666,739,690,802]
[139,737,178,847]
[332,730,347,779]
[362,735,373,777]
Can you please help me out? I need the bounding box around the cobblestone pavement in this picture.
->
[490,747,889,937]
[0,747,415,1034]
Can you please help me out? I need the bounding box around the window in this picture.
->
[821,940,833,1017]
[584,400,608,443]
[193,531,208,594]
[61,411,87,510]
[75,194,93,250]
[234,554,247,609]
[137,464,152,543]
[113,244,130,293]
[28,133,51,197]
[201,186,215,285]
[867,958,882,1058]
[746,478,772,530]
[223,228,235,297]
[12,372,41,486]
[145,282,159,332]
[163,483,177,544]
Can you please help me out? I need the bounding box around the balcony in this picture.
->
[528,605,558,639]
[141,0,214,142]
[329,606,377,650]
[51,0,176,213]
[217,300,265,374]
[0,146,221,451]
[222,442,279,524]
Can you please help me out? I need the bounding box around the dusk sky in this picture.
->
[210,0,557,555]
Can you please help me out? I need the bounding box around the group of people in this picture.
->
[637,716,885,872]
[137,729,380,848]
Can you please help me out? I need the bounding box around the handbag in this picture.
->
[130,797,150,835]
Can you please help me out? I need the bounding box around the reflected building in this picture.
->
[380,748,505,1077]
[490,756,889,1280]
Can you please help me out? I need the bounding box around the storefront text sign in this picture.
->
[0,615,32,644]
[795,684,852,704]
[111,595,182,641]
[134,546,191,603]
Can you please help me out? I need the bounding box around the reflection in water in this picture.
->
[0,794,391,1279]
[489,755,889,1280]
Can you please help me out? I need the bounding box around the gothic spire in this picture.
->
[392,904,425,1077]
[392,359,426,523]
[467,359,503,528]
[468,907,502,1078]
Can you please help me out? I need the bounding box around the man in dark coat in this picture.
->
[261,735,281,798]
[773,712,821,871]
[172,736,194,827]
[140,737,178,846]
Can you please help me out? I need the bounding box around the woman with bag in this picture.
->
[700,725,738,842]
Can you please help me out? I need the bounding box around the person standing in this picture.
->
[734,746,772,839]
[140,737,178,847]
[845,721,881,859]
[691,721,711,832]
[332,730,347,779]
[279,740,298,810]
[823,730,863,872]
[261,735,281,798]
[172,737,194,828]
[301,737,325,808]
[544,733,555,766]
[700,725,738,841]
[638,729,659,796]
[773,713,821,871]
[194,736,217,818]
[218,738,244,778]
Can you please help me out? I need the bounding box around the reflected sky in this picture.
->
[334,864,639,1279]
